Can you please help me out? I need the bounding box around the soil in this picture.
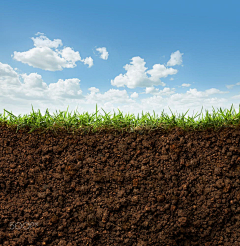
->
[0,121,240,245]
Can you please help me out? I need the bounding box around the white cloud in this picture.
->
[20,73,48,90]
[167,50,184,66]
[12,47,67,71]
[31,33,63,48]
[130,92,138,99]
[96,47,109,60]
[48,78,83,99]
[226,82,240,89]
[0,62,21,88]
[11,33,93,71]
[147,64,178,81]
[0,62,84,101]
[0,62,18,78]
[110,56,178,89]
[81,56,94,68]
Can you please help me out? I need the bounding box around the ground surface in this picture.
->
[0,122,240,245]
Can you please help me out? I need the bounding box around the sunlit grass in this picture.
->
[0,103,240,134]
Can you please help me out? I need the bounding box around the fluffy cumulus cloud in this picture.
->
[32,32,63,48]
[48,78,83,99]
[167,50,184,66]
[96,47,109,60]
[0,62,84,101]
[11,32,94,71]
[110,56,179,89]
[20,73,48,90]
[0,63,22,88]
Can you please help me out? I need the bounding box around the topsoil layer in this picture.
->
[0,121,240,246]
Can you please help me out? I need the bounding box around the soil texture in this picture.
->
[1,122,240,245]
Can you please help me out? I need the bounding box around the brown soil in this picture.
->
[0,121,240,245]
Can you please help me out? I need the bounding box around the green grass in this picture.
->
[0,103,240,134]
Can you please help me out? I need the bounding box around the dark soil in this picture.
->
[0,121,240,245]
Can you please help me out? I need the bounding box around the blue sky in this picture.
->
[1,0,240,122]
